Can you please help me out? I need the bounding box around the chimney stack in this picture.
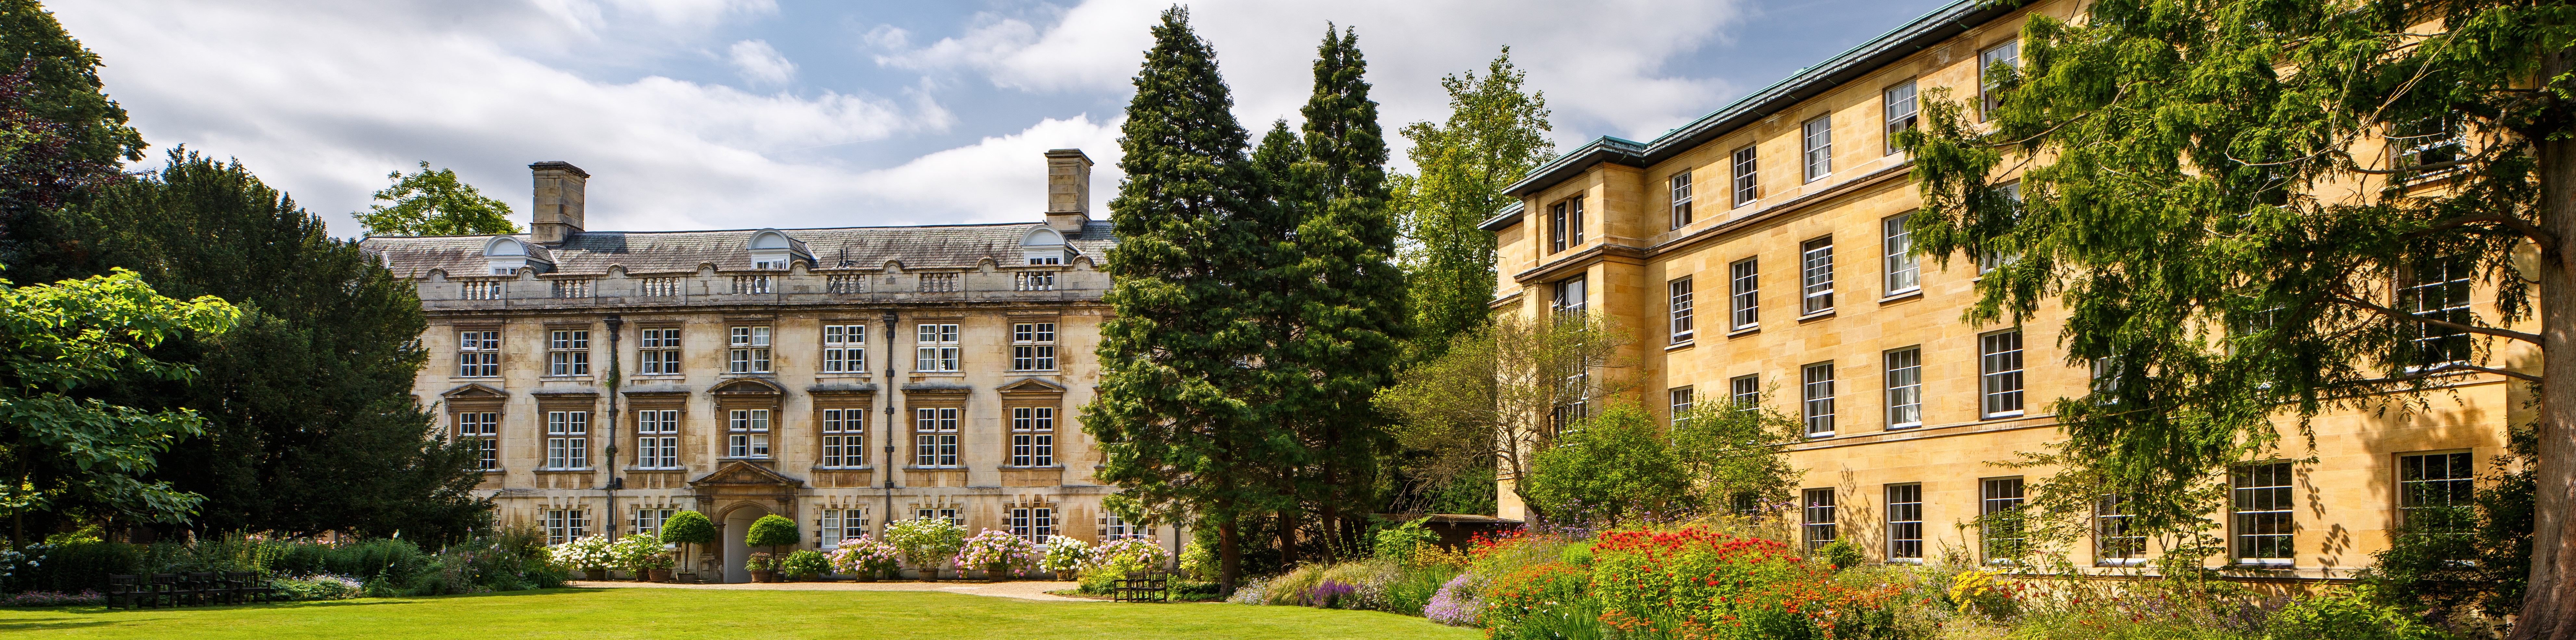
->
[1043,149,1091,236]
[530,161,589,244]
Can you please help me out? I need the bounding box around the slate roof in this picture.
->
[361,220,1113,278]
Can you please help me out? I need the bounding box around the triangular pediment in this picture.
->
[688,460,803,488]
[996,378,1067,395]
[440,383,508,399]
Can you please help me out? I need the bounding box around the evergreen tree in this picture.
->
[51,150,489,542]
[1391,49,1553,360]
[1085,6,1286,596]
[354,161,521,237]
[1899,0,2576,633]
[0,0,145,277]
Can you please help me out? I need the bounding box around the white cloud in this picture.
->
[728,40,798,85]
[849,115,1124,220]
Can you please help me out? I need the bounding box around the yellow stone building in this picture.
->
[361,149,1168,582]
[1486,0,2524,578]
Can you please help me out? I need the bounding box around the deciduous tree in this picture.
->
[354,161,520,237]
[1391,49,1553,360]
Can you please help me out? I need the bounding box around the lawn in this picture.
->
[0,587,1479,639]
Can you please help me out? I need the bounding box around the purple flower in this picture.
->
[1309,580,1358,608]
[1424,573,1483,626]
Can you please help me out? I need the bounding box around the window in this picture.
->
[2399,452,2476,538]
[2392,116,2464,177]
[827,274,866,294]
[1884,80,1918,154]
[1668,277,1694,343]
[1802,115,1833,182]
[544,410,589,469]
[547,329,590,376]
[914,407,960,467]
[1009,507,1055,543]
[1668,387,1694,427]
[1799,237,1834,314]
[1027,253,1062,266]
[1801,489,1836,551]
[1731,145,1758,207]
[1016,272,1057,291]
[1012,322,1057,371]
[462,280,504,301]
[2232,462,2294,563]
[639,277,680,297]
[2090,356,2124,403]
[457,330,500,377]
[632,508,675,537]
[1982,477,2027,561]
[457,411,498,471]
[1980,40,2020,121]
[919,273,959,292]
[1729,259,1758,329]
[916,324,961,372]
[822,324,867,373]
[1101,514,1156,540]
[1730,375,1760,407]
[639,328,681,375]
[1978,182,2023,273]
[1548,201,1567,253]
[551,279,592,298]
[1669,172,1694,229]
[728,326,772,373]
[635,409,678,469]
[1802,362,1836,437]
[1551,276,1588,317]
[1885,347,1922,429]
[727,409,771,458]
[918,508,962,527]
[1010,407,1055,467]
[1887,484,1923,562]
[821,408,864,467]
[818,509,869,547]
[1883,213,1917,294]
[752,258,788,270]
[2097,494,2145,564]
[2400,255,2473,367]
[544,509,588,546]
[731,275,772,294]
[1980,330,2025,418]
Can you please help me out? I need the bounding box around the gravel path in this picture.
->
[565,580,1092,602]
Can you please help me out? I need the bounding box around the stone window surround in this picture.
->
[533,392,601,473]
[811,390,875,471]
[999,384,1063,469]
[624,390,688,471]
[905,389,969,470]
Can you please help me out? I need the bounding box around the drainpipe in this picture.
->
[603,314,624,542]
[882,309,899,535]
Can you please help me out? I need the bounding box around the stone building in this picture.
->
[362,149,1167,582]
[1486,0,2523,579]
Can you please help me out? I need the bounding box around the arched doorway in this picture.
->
[720,504,769,584]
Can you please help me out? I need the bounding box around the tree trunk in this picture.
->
[1278,506,1297,568]
[2520,45,2576,640]
[1218,515,1241,596]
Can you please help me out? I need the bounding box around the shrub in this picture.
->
[1479,562,1594,640]
[745,515,800,550]
[1384,564,1459,616]
[548,536,615,571]
[1424,572,1484,626]
[3,590,102,607]
[661,511,715,546]
[273,574,365,601]
[953,529,1037,575]
[1178,540,1217,581]
[1586,527,1901,639]
[884,518,966,573]
[780,550,830,581]
[610,531,667,575]
[1374,517,1439,560]
[2265,589,2448,640]
[1816,538,1863,571]
[827,535,901,578]
[1040,535,1091,573]
[1089,537,1168,571]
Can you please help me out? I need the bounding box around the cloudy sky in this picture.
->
[53,0,1954,238]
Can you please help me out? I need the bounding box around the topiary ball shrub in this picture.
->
[661,511,715,546]
[745,515,800,550]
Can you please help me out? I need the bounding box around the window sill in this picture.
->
[910,371,966,377]
[1886,424,1922,431]
[478,469,505,474]
[1806,432,1837,439]
[534,468,596,473]
[1887,558,1925,565]
[543,376,596,381]
[810,466,875,471]
[1007,370,1062,374]
[629,374,683,379]
[2096,559,2148,567]
[1878,289,1923,304]
[1981,412,2026,421]
[905,466,966,471]
[1665,340,1694,352]
[815,372,871,378]
[1797,310,1836,323]
[720,371,778,377]
[2231,561,2295,569]
[1726,326,1760,339]
[1002,466,1066,470]
[719,457,773,462]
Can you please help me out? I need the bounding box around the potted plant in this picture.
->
[745,552,776,582]
[660,511,716,583]
[743,514,801,581]
[644,550,676,582]
[781,550,830,582]
[549,535,615,581]
[829,535,901,582]
[1041,535,1092,581]
[956,529,1036,581]
[611,531,665,581]
[885,517,965,580]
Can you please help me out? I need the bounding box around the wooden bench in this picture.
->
[1110,569,1171,603]
[107,574,151,609]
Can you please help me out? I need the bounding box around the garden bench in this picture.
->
[149,573,189,608]
[107,574,150,609]
[1110,569,1170,603]
[182,572,222,606]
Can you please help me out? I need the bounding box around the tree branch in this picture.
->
[2325,296,2544,345]
[2349,362,2542,385]
[2414,211,2559,247]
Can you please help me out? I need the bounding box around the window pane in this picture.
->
[1981,478,2026,561]
[1729,259,1759,329]
[1885,348,1922,428]
[2232,462,2294,561]
[1981,331,2025,417]
[1731,146,1758,207]
[1800,238,1834,314]
[1802,116,1832,182]
[1884,214,1918,293]
[1668,277,1694,343]
[1802,363,1835,436]
[1802,489,1836,551]
[1884,80,1918,155]
[1886,484,1922,560]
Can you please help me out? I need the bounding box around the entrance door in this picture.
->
[722,506,768,583]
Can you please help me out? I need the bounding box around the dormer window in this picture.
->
[753,259,787,270]
[482,236,529,276]
[747,230,795,271]
[1022,228,1072,266]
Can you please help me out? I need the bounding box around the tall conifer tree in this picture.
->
[1085,6,1286,595]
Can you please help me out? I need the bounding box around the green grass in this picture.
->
[0,587,1479,639]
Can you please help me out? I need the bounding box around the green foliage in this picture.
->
[352,161,519,237]
[743,515,798,549]
[1380,314,1635,519]
[1522,403,1694,522]
[0,267,240,535]
[779,550,829,581]
[1373,518,1438,560]
[1391,47,1553,360]
[660,511,714,545]
[0,0,143,168]
[883,517,965,570]
[1669,395,1803,512]
[2357,457,2533,620]
[609,531,666,574]
[1478,561,1595,640]
[1815,538,1862,572]
[2265,589,2450,640]
[49,149,484,542]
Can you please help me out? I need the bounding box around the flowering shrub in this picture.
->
[1480,562,1594,639]
[547,536,615,571]
[1588,527,1899,639]
[608,531,668,575]
[3,590,100,607]
[1088,537,1168,571]
[953,529,1037,574]
[1040,535,1092,573]
[1178,540,1216,581]
[1948,568,2017,620]
[827,536,902,578]
[0,544,49,587]
[1310,580,1358,608]
[1423,572,1483,626]
[273,574,364,601]
[884,518,966,572]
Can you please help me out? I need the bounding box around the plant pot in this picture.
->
[583,569,607,581]
[648,568,673,582]
[1053,570,1075,581]
[751,570,775,583]
[919,568,941,581]
[985,563,1010,581]
[855,573,877,583]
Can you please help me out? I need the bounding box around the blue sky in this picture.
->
[56,0,1953,238]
